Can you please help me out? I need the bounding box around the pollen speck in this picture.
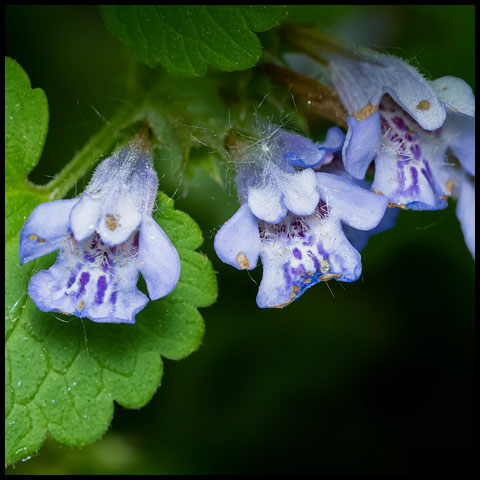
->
[236,252,250,270]
[78,301,85,311]
[416,100,430,110]
[105,214,118,231]
[352,102,378,121]
[446,178,454,193]
[28,234,38,241]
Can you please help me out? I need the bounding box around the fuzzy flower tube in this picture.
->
[215,125,388,308]
[19,129,181,323]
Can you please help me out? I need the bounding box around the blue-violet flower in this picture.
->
[215,126,388,308]
[323,47,475,208]
[286,41,475,257]
[19,131,181,323]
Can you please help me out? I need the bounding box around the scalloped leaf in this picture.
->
[5,58,217,465]
[100,5,287,76]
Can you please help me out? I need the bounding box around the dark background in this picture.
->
[6,5,475,476]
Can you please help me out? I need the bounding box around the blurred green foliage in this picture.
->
[5,5,474,475]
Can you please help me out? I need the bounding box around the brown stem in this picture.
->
[280,24,363,64]
[263,63,347,128]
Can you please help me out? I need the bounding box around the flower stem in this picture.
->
[280,24,363,64]
[263,63,347,127]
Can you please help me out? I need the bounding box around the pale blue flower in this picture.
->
[19,132,181,323]
[286,41,475,257]
[215,126,388,307]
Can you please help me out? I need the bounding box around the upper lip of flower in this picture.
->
[235,124,346,224]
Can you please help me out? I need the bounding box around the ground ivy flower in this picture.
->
[323,44,475,254]
[19,129,181,323]
[215,126,388,308]
[319,44,475,211]
[284,32,475,256]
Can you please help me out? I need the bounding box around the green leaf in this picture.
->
[5,57,49,189]
[5,59,218,465]
[100,5,287,76]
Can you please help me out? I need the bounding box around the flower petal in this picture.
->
[138,214,181,300]
[430,76,475,117]
[214,203,260,270]
[456,174,475,258]
[316,172,388,230]
[97,196,143,246]
[318,126,346,155]
[441,113,475,177]
[329,54,446,130]
[19,199,79,265]
[343,207,399,252]
[70,194,102,242]
[28,232,149,323]
[342,112,381,179]
[280,168,320,216]
[247,181,287,224]
[256,214,362,309]
[281,130,324,168]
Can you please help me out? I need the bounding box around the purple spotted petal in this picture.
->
[342,112,381,179]
[316,172,388,230]
[456,175,475,258]
[256,213,362,309]
[371,95,470,210]
[430,76,475,117]
[373,149,445,210]
[137,214,181,299]
[214,203,260,271]
[28,230,148,323]
[19,199,79,265]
